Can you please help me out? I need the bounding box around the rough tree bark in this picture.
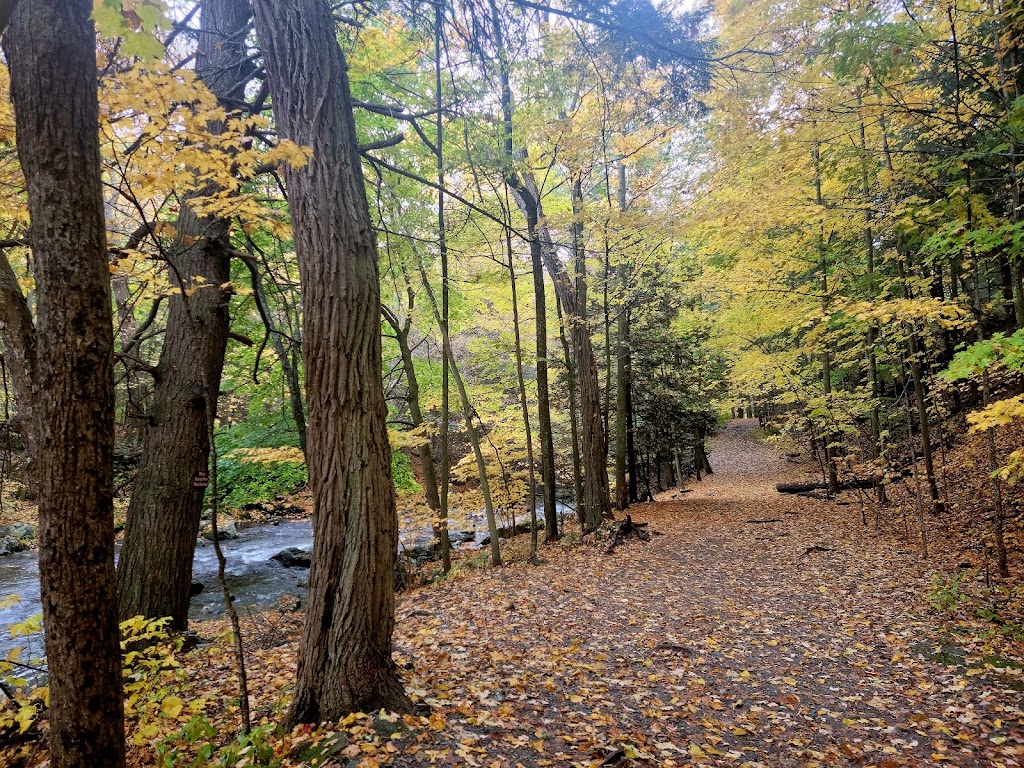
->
[5,0,126,765]
[117,0,251,628]
[0,249,37,494]
[251,0,410,720]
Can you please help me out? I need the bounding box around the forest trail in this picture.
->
[368,419,1024,767]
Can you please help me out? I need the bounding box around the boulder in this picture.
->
[201,518,238,541]
[2,522,34,540]
[0,535,27,556]
[272,547,311,568]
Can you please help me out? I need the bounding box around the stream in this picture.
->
[0,503,571,662]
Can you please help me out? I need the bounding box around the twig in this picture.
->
[206,393,251,734]
[599,747,626,766]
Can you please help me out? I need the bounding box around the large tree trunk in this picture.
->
[0,249,37,495]
[5,1,126,765]
[117,0,249,628]
[251,0,409,721]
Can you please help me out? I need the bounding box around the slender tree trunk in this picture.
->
[517,172,610,531]
[627,383,638,502]
[275,332,307,453]
[519,194,559,540]
[602,228,612,451]
[555,294,585,528]
[614,312,630,509]
[695,427,712,476]
[117,0,249,628]
[894,250,943,515]
[857,90,886,503]
[813,137,839,494]
[248,257,308,453]
[506,222,539,562]
[434,1,452,572]
[568,174,588,523]
[566,172,587,524]
[382,300,441,513]
[415,257,502,566]
[488,0,558,541]
[5,1,126,765]
[252,0,410,720]
[614,162,631,511]
[446,357,501,566]
[109,209,149,445]
[908,340,942,511]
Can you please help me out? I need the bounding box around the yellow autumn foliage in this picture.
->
[227,446,306,465]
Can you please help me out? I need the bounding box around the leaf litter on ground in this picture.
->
[13,418,1024,768]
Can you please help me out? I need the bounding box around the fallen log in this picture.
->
[775,478,874,494]
[746,518,782,524]
[776,481,823,493]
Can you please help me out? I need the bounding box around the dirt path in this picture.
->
[378,420,1024,766]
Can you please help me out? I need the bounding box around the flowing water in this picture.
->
[0,502,572,661]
